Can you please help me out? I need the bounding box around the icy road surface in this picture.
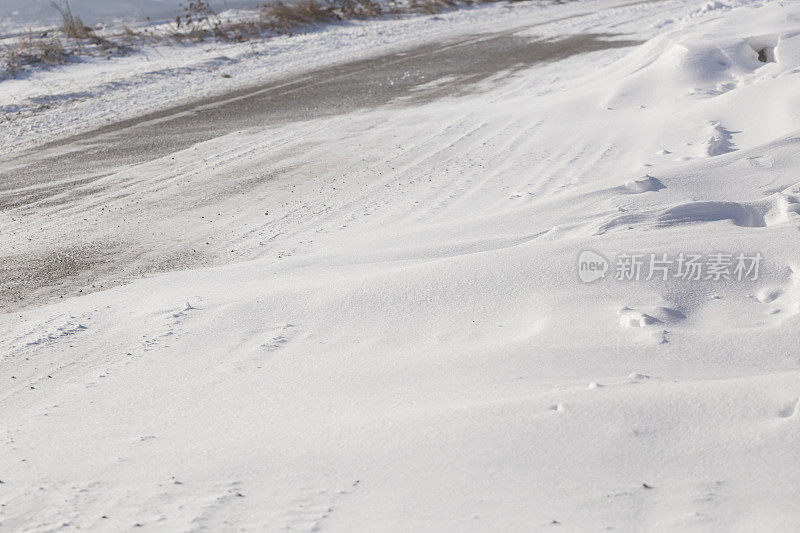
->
[0,28,640,312]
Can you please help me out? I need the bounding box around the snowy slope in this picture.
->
[3,0,800,531]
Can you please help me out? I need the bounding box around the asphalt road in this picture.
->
[0,26,642,312]
[0,30,641,209]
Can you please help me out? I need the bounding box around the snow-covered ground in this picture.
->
[3,0,800,530]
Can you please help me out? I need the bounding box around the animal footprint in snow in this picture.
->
[618,305,685,344]
[703,123,737,157]
[621,175,666,194]
[764,190,800,226]
[779,399,799,419]
[755,265,800,321]
[618,305,686,326]
[618,307,661,328]
[261,324,296,351]
[756,286,783,304]
[171,301,199,320]
[22,318,88,350]
[777,193,800,221]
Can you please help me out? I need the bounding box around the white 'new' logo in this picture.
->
[578,250,609,283]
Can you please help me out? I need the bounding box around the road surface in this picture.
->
[0,25,640,312]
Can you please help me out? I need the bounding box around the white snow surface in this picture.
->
[4,0,800,530]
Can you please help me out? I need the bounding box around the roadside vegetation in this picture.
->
[0,0,562,78]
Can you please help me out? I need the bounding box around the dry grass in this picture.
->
[1,1,132,77]
[171,0,221,41]
[258,0,387,35]
[50,0,94,39]
[409,0,502,14]
[168,1,271,42]
[409,0,457,14]
[260,0,339,35]
[165,0,386,42]
[328,0,384,18]
[2,32,69,75]
[51,0,130,53]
